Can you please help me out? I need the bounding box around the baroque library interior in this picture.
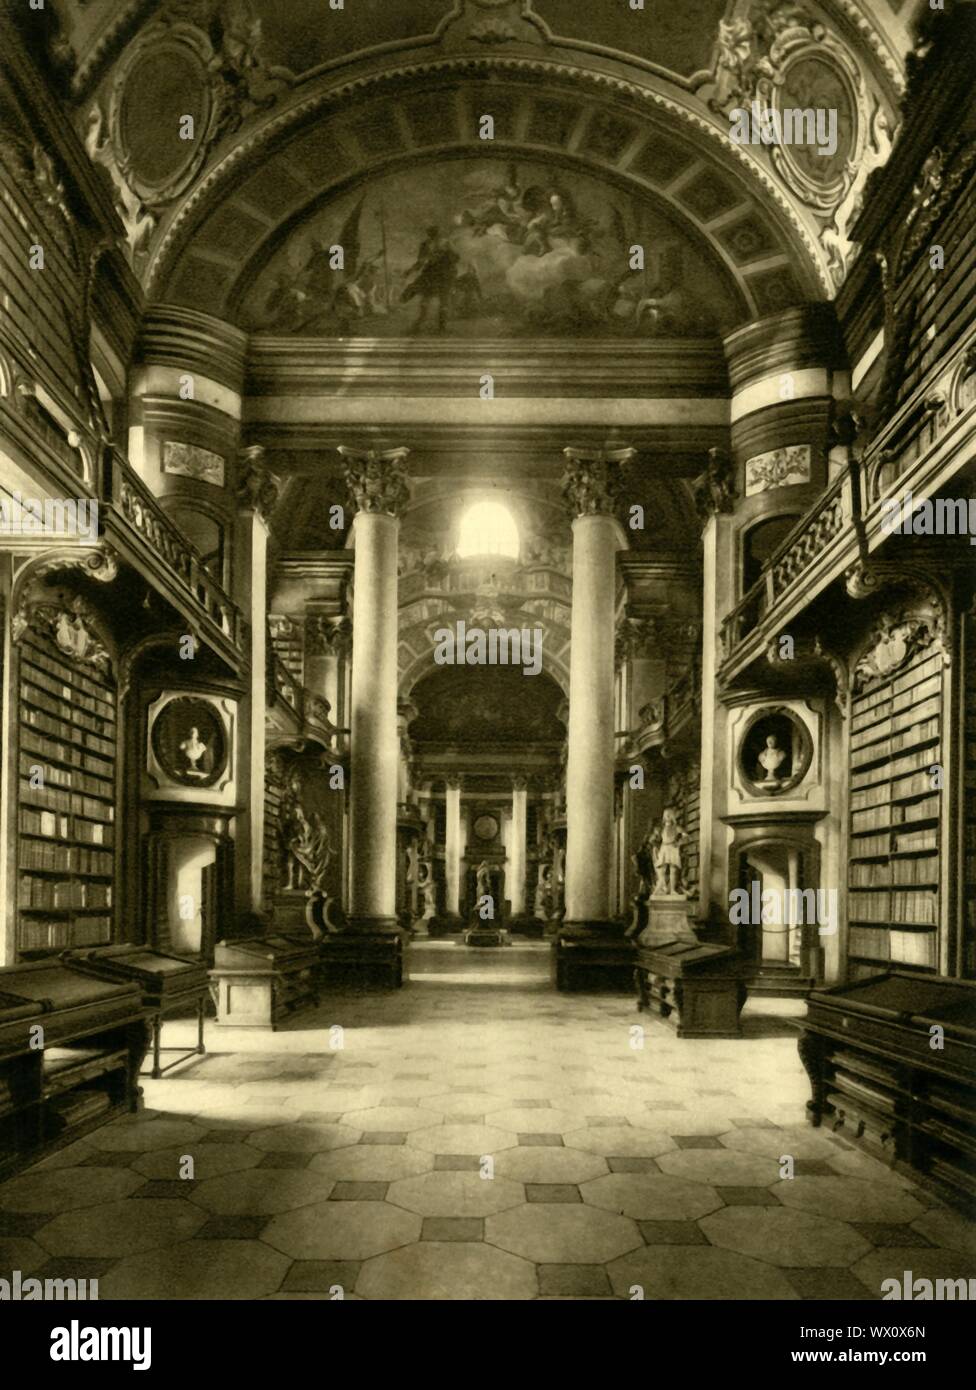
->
[0,0,975,1311]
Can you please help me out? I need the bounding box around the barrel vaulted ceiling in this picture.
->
[22,0,929,334]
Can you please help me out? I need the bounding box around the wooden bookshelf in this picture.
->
[963,618,976,977]
[847,644,944,977]
[16,629,117,957]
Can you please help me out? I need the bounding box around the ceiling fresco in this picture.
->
[240,156,743,339]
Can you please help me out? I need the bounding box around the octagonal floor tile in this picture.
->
[0,1166,143,1214]
[656,1150,781,1187]
[387,1170,524,1217]
[248,1123,361,1153]
[425,1093,508,1115]
[342,1106,440,1133]
[851,1246,976,1298]
[0,1236,48,1276]
[191,1169,335,1214]
[486,1203,641,1264]
[357,1240,537,1300]
[99,1239,290,1300]
[911,1208,976,1256]
[411,1124,517,1156]
[263,1200,421,1260]
[36,1198,206,1257]
[608,1245,800,1300]
[132,1143,262,1181]
[489,1107,590,1135]
[85,1119,209,1153]
[581,1172,723,1221]
[564,1127,676,1159]
[772,1177,926,1224]
[720,1126,840,1161]
[494,1146,609,1185]
[310,1146,434,1181]
[700,1205,872,1267]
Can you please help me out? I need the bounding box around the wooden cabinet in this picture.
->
[635,940,748,1038]
[798,971,976,1212]
[209,935,320,1029]
[0,961,149,1179]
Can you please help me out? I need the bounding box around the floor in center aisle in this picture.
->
[2,940,974,1300]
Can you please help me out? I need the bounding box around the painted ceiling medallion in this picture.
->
[109,22,218,206]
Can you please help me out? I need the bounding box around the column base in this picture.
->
[551,920,635,992]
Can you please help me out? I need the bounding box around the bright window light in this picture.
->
[456,501,519,559]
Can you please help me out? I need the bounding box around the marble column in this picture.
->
[562,446,634,933]
[509,775,527,917]
[234,446,280,913]
[339,446,410,930]
[445,774,463,920]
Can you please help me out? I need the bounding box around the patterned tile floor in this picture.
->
[2,941,974,1300]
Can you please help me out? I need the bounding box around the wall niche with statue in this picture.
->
[736,706,814,797]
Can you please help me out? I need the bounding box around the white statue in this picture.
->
[758,733,787,785]
[650,807,687,897]
[179,726,208,778]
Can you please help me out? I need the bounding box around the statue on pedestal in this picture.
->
[650,806,687,897]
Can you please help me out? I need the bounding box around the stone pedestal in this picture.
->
[637,896,700,950]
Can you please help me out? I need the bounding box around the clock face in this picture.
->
[473,814,499,843]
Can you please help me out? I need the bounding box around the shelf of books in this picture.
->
[847,641,944,978]
[964,618,976,977]
[16,629,117,957]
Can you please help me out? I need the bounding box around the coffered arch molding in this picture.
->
[144,53,834,311]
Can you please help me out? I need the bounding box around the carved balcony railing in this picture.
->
[719,468,854,665]
[102,449,243,653]
[620,652,702,761]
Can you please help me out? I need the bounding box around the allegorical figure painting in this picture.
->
[243,157,740,339]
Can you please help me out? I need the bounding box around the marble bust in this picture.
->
[758,733,787,785]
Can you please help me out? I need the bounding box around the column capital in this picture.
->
[339,445,411,517]
[561,445,636,517]
[305,613,352,656]
[236,444,282,521]
[692,447,736,523]
[445,773,464,792]
[511,773,529,792]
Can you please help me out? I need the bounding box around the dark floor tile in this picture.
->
[297,1113,344,1124]
[132,1180,191,1199]
[851,1223,934,1248]
[608,1157,660,1174]
[510,1099,551,1109]
[36,1257,115,1282]
[393,1073,430,1081]
[198,1130,255,1144]
[538,1264,611,1297]
[195,1215,266,1240]
[791,1160,837,1176]
[329,1182,389,1201]
[715,1186,781,1206]
[257,1152,312,1169]
[673,1136,724,1150]
[80,1151,138,1167]
[638,1221,709,1246]
[0,1210,48,1236]
[787,1268,878,1301]
[359,1132,407,1146]
[585,1116,630,1127]
[282,1260,362,1294]
[433,1154,481,1171]
[518,1134,564,1146]
[421,1217,484,1241]
[525,1184,581,1204]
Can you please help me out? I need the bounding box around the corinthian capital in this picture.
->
[236,444,282,521]
[339,446,411,517]
[561,445,636,517]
